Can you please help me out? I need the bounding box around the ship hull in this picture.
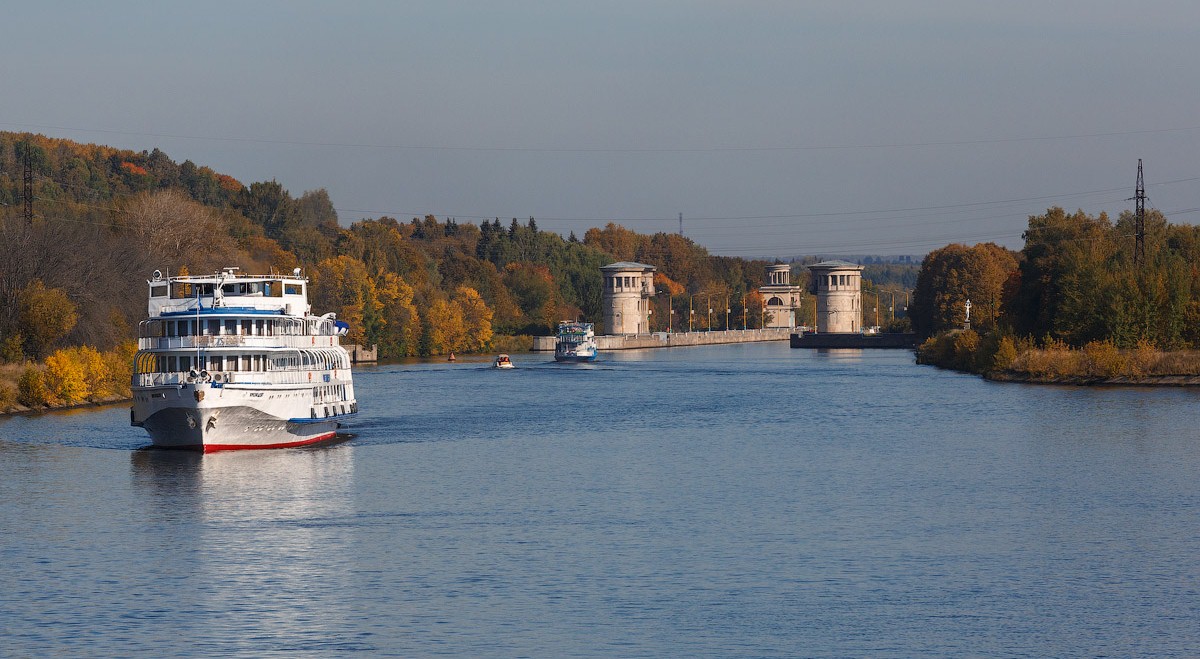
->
[133,384,352,453]
[554,352,597,362]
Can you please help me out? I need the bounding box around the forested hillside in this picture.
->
[0,132,825,367]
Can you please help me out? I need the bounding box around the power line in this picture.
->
[330,176,1200,225]
[5,120,1200,154]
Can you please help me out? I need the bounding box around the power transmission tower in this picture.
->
[23,138,34,223]
[1134,158,1145,267]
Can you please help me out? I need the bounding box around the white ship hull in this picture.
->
[554,343,597,362]
[133,383,351,452]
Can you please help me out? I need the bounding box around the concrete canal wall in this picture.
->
[532,328,793,351]
[790,332,918,349]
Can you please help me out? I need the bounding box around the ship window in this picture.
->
[242,355,251,370]
[167,356,177,372]
[242,320,252,335]
[227,357,238,372]
[225,320,236,335]
[210,356,223,371]
[180,356,191,372]
[150,285,167,298]
[256,320,265,335]
[285,284,302,295]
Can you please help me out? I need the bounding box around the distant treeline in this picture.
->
[0,131,919,365]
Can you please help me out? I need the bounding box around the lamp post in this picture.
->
[724,294,730,332]
[689,295,694,333]
[742,294,748,330]
[706,294,712,332]
[657,288,673,333]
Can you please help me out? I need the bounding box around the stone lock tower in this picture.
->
[600,261,656,335]
[759,263,802,328]
[806,260,864,333]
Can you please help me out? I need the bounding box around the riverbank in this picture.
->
[1,395,129,417]
[918,329,1200,386]
[987,372,1200,386]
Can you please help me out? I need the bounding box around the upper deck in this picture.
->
[557,322,594,338]
[148,268,310,319]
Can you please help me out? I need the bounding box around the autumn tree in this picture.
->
[422,297,465,355]
[18,280,77,359]
[910,243,1018,339]
[374,271,421,357]
[453,286,494,352]
[503,263,560,333]
[584,223,645,261]
[309,256,376,346]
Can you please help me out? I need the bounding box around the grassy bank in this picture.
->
[917,330,1200,384]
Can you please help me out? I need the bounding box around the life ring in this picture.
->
[308,372,312,381]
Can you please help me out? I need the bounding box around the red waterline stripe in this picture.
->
[202,432,338,453]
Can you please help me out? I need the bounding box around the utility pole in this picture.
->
[1134,158,1146,267]
[23,138,34,223]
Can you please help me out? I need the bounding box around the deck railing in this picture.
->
[138,335,342,350]
[132,369,353,388]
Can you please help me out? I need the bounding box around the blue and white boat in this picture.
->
[554,322,598,362]
[130,268,357,452]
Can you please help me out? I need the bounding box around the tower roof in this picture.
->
[806,260,863,271]
[600,261,657,271]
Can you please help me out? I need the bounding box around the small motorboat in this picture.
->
[493,354,514,369]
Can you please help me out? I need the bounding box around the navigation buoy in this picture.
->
[448,352,456,362]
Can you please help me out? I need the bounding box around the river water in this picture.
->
[2,342,1199,657]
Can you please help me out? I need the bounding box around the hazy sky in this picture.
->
[4,1,1199,257]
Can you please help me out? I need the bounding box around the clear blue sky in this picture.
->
[4,1,1199,257]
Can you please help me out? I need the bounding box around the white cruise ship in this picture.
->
[131,268,358,452]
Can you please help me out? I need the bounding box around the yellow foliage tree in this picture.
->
[374,272,421,357]
[423,298,466,355]
[102,341,137,398]
[310,256,376,345]
[44,348,91,405]
[454,286,494,352]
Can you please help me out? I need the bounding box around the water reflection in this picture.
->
[129,442,369,653]
[814,348,864,361]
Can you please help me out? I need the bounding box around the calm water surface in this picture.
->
[2,343,1199,657]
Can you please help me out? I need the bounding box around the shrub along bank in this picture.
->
[917,330,1200,384]
[0,342,135,414]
